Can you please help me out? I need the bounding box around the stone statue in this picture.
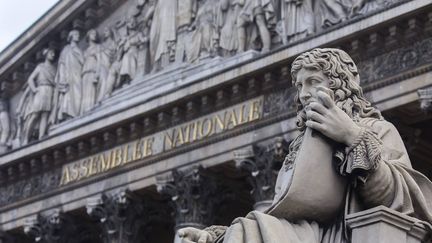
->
[175,0,199,63]
[236,0,276,53]
[278,0,315,44]
[187,0,220,62]
[81,29,110,114]
[177,48,432,243]
[0,98,11,153]
[350,0,399,17]
[51,30,84,123]
[149,0,177,71]
[97,27,118,103]
[20,48,57,144]
[218,0,242,55]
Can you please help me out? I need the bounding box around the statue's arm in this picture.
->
[345,120,420,209]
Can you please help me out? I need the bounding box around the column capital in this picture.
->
[234,137,289,210]
[156,166,218,230]
[86,189,156,243]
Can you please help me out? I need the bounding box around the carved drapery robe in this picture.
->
[52,44,84,122]
[218,0,242,53]
[279,0,314,44]
[187,0,219,62]
[119,31,147,82]
[29,62,56,114]
[221,118,432,243]
[318,0,354,28]
[149,0,177,63]
[97,37,117,102]
[81,44,110,114]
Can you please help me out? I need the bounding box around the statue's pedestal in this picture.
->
[347,206,430,243]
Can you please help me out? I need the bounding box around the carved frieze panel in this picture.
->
[0,0,410,155]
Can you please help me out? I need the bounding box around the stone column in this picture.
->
[156,166,218,242]
[346,206,430,243]
[23,210,97,243]
[86,190,152,243]
[418,88,432,112]
[234,137,289,211]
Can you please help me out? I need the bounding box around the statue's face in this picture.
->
[88,30,97,41]
[103,28,111,39]
[46,50,55,61]
[295,68,330,107]
[70,31,80,42]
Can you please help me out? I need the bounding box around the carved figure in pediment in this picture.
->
[97,27,118,103]
[51,30,84,123]
[150,0,177,71]
[0,99,11,153]
[236,0,276,53]
[175,0,199,63]
[187,0,220,62]
[118,18,149,86]
[218,0,241,55]
[318,0,354,28]
[278,0,315,44]
[350,0,400,17]
[19,48,56,145]
[80,29,110,114]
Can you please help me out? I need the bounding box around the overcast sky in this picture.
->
[0,0,59,53]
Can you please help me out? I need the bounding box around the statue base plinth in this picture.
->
[347,206,430,243]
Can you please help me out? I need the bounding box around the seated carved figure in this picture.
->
[178,48,432,243]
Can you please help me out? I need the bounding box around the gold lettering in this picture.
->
[123,144,132,164]
[238,104,248,124]
[213,114,225,133]
[80,159,89,178]
[174,127,185,147]
[225,110,238,129]
[111,148,123,168]
[88,157,98,176]
[183,124,191,144]
[163,130,175,151]
[70,163,80,181]
[132,140,142,161]
[249,100,262,121]
[99,152,111,172]
[191,120,199,142]
[143,137,154,156]
[199,118,213,138]
[60,166,71,186]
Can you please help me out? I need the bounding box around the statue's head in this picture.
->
[42,48,55,62]
[86,29,99,43]
[67,30,80,43]
[291,48,381,130]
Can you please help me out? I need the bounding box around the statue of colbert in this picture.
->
[177,48,432,243]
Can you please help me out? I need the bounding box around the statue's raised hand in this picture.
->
[305,87,361,147]
[178,227,214,243]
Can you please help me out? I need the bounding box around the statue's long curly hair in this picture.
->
[285,48,382,169]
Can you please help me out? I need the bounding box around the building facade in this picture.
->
[0,0,432,242]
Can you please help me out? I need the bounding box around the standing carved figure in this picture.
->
[21,48,57,144]
[237,0,276,53]
[0,99,10,153]
[318,0,353,28]
[218,0,242,55]
[187,0,220,62]
[51,30,84,123]
[279,0,315,44]
[80,29,110,114]
[118,19,148,86]
[177,48,432,243]
[149,0,177,71]
[175,0,199,63]
[97,27,118,103]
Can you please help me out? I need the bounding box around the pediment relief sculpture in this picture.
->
[3,0,405,152]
